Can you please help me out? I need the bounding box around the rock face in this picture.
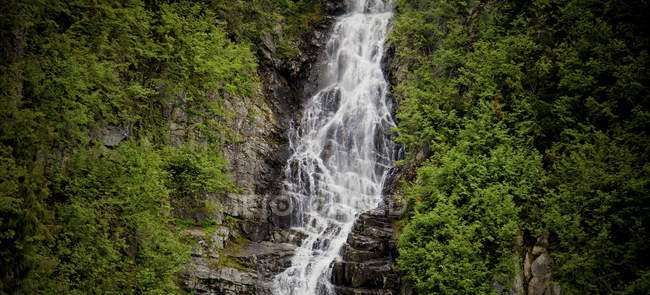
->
[182,1,347,294]
[184,234,297,295]
[511,235,562,295]
[330,172,406,295]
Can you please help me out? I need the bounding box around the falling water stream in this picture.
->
[272,0,396,294]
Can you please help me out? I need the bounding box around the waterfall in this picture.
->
[272,1,395,294]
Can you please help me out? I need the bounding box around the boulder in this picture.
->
[528,276,551,295]
[531,253,552,279]
[102,126,127,147]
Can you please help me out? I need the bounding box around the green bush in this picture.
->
[0,0,295,292]
[392,0,649,293]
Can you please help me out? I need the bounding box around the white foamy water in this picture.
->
[272,1,395,294]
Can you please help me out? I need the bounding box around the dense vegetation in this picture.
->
[2,0,648,294]
[391,0,649,294]
[0,0,328,293]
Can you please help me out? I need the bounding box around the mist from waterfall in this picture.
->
[272,1,396,294]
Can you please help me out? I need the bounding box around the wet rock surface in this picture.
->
[331,194,404,295]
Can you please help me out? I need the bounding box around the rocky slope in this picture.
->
[180,1,348,294]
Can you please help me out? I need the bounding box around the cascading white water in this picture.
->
[272,0,395,294]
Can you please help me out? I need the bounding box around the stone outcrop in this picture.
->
[489,235,562,295]
[331,170,406,295]
[490,234,562,295]
[184,230,298,295]
[521,236,562,295]
[101,125,128,147]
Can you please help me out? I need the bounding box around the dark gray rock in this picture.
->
[240,221,271,242]
[325,0,347,16]
[185,257,262,295]
[102,126,127,147]
[184,233,297,295]
[331,194,404,294]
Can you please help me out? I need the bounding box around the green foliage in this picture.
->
[206,0,327,59]
[398,104,545,293]
[0,0,258,149]
[1,136,234,294]
[0,0,316,292]
[544,131,649,293]
[392,0,649,293]
[164,143,235,218]
[0,145,50,292]
[17,141,189,294]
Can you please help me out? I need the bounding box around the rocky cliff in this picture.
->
[183,2,411,293]
[331,193,405,295]
[180,1,349,294]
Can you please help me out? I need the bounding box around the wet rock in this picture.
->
[218,194,268,222]
[332,260,395,288]
[331,194,403,293]
[321,139,336,162]
[184,240,297,295]
[233,241,297,279]
[271,229,307,245]
[341,245,381,262]
[325,0,347,16]
[240,222,271,242]
[184,258,262,295]
[380,44,395,84]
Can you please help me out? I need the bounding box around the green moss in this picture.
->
[213,255,255,272]
[224,234,251,253]
[172,218,220,230]
[209,233,253,271]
